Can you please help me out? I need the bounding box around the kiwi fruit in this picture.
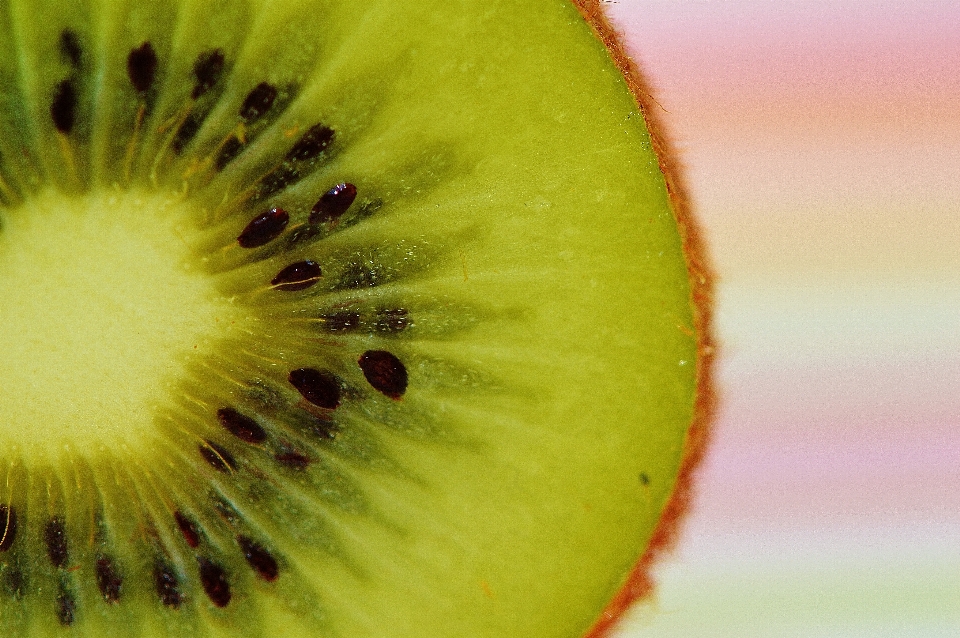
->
[0,0,711,636]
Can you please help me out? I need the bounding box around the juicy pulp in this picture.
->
[0,1,703,637]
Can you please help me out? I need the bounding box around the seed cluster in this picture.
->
[0,19,424,630]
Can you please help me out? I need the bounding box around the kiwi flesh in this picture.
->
[0,0,708,637]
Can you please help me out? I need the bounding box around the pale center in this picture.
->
[0,189,242,461]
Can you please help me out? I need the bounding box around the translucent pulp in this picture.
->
[0,189,240,462]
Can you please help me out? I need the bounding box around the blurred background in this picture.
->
[606,2,960,636]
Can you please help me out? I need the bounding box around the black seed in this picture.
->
[237,536,279,581]
[45,517,68,569]
[271,260,322,291]
[286,123,334,161]
[239,82,277,123]
[56,585,75,626]
[275,450,312,469]
[358,350,408,399]
[172,112,201,154]
[50,79,77,134]
[127,42,158,94]
[374,308,409,333]
[288,368,341,409]
[310,183,357,224]
[0,505,17,551]
[96,555,122,603]
[217,407,267,444]
[60,29,82,68]
[215,135,244,170]
[192,48,225,99]
[237,207,288,248]
[198,558,231,607]
[257,163,300,198]
[321,311,360,333]
[154,562,182,608]
[174,511,201,548]
[199,440,235,473]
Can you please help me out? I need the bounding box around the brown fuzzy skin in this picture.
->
[569,2,718,636]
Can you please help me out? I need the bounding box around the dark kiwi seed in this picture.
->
[44,517,68,568]
[95,555,122,603]
[127,41,158,94]
[215,135,245,170]
[217,407,267,444]
[237,207,288,248]
[310,182,357,224]
[55,583,75,626]
[271,260,322,291]
[59,29,82,68]
[172,112,201,154]
[198,557,231,607]
[288,368,341,410]
[275,450,312,469]
[50,79,77,134]
[374,308,409,333]
[174,511,201,548]
[321,311,360,333]
[286,123,334,161]
[191,48,225,99]
[0,505,17,551]
[154,562,182,608]
[199,440,236,473]
[237,536,279,581]
[358,350,408,399]
[239,81,277,123]
[256,163,300,199]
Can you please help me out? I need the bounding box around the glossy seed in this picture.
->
[286,123,334,161]
[239,82,276,123]
[0,505,17,551]
[198,558,231,607]
[310,183,357,224]
[192,48,225,99]
[96,555,122,603]
[45,517,68,568]
[237,207,288,248]
[358,350,408,399]
[127,42,158,94]
[60,29,82,68]
[56,586,75,626]
[288,368,341,409]
[154,562,182,608]
[237,536,279,581]
[50,79,77,134]
[199,440,235,473]
[174,511,201,548]
[271,261,322,291]
[217,407,267,444]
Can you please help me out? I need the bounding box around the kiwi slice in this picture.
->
[0,0,710,636]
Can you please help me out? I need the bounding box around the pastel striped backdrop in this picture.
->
[606,2,960,636]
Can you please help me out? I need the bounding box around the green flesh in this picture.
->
[0,1,698,636]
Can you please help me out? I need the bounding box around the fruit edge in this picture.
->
[571,2,717,636]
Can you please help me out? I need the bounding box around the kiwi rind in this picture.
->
[0,1,703,636]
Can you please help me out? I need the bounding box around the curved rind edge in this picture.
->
[569,1,718,637]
